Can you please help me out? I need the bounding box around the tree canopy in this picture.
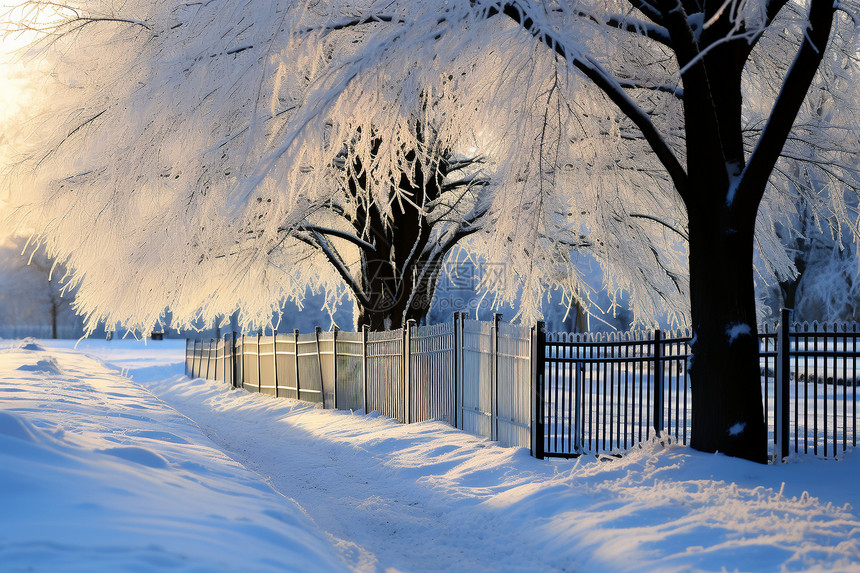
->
[3,0,860,460]
[2,0,691,334]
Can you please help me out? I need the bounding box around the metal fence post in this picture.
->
[531,321,546,459]
[458,312,465,430]
[273,329,279,398]
[315,326,325,408]
[206,339,213,380]
[240,333,246,388]
[362,325,369,414]
[185,339,191,376]
[653,329,664,436]
[256,331,262,392]
[776,308,791,461]
[294,329,301,401]
[574,348,582,453]
[405,319,416,424]
[231,331,238,388]
[453,312,460,429]
[492,313,502,442]
[332,327,339,410]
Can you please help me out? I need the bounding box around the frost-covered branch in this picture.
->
[486,1,689,199]
[736,0,837,215]
[573,9,671,46]
[293,224,376,252]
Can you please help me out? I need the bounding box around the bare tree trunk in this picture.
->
[51,303,58,339]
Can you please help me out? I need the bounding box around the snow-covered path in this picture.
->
[4,339,860,572]
[144,377,563,573]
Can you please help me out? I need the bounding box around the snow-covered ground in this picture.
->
[2,338,860,572]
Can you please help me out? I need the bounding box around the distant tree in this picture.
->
[295,123,493,330]
[765,192,860,323]
[0,237,78,338]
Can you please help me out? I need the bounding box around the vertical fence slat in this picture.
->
[776,309,790,461]
[273,330,279,398]
[531,321,546,459]
[653,330,663,436]
[362,325,368,414]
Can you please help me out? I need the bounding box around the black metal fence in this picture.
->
[782,315,860,458]
[533,310,860,460]
[534,328,691,458]
[187,311,860,461]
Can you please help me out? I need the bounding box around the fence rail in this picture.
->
[187,310,860,461]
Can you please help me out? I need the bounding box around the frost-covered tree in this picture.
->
[1,0,687,335]
[486,0,860,462]
[297,122,493,330]
[4,0,858,462]
[765,186,860,322]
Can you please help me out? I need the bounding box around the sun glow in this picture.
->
[1,2,65,167]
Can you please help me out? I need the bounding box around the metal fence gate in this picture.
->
[534,326,691,458]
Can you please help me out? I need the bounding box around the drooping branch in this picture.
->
[485,1,689,201]
[294,231,371,307]
[297,13,399,35]
[292,224,377,252]
[616,78,683,98]
[630,212,689,240]
[37,110,106,167]
[575,10,672,47]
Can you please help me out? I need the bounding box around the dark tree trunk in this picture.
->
[687,206,768,463]
[677,39,767,463]
[51,303,58,339]
[356,260,439,331]
[346,131,453,332]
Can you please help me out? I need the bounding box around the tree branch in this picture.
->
[294,231,371,307]
[297,14,398,35]
[292,224,376,252]
[37,110,106,168]
[616,79,683,98]
[576,10,672,46]
[630,212,689,240]
[734,0,836,219]
[486,1,689,200]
